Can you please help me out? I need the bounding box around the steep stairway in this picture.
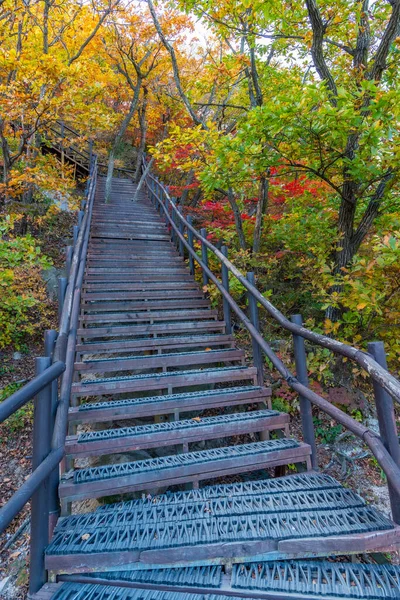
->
[35,177,400,598]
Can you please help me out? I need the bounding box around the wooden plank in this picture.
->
[81,299,210,312]
[74,348,244,373]
[65,412,289,457]
[68,387,272,423]
[77,321,226,338]
[75,333,234,353]
[80,309,218,324]
[59,443,311,501]
[82,290,203,301]
[71,366,258,396]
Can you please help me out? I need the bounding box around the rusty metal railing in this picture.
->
[143,160,400,525]
[0,150,97,594]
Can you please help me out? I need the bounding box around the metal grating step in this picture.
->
[55,487,365,533]
[66,410,288,457]
[232,560,400,599]
[95,473,343,511]
[71,366,258,396]
[59,439,311,502]
[71,438,300,484]
[46,505,394,572]
[70,385,270,422]
[49,560,400,599]
[75,348,245,375]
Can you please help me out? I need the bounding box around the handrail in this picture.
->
[142,160,400,503]
[0,155,97,535]
[143,163,400,404]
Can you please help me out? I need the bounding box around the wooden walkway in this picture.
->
[36,177,400,599]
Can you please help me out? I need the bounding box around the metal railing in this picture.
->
[142,160,400,525]
[0,152,97,594]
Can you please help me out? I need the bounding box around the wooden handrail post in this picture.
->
[221,246,232,335]
[170,198,176,244]
[201,228,209,287]
[187,216,195,275]
[73,225,79,247]
[368,341,400,523]
[29,357,52,595]
[178,207,184,256]
[44,330,60,535]
[66,246,73,279]
[78,210,84,228]
[57,277,67,321]
[246,272,263,386]
[291,314,318,469]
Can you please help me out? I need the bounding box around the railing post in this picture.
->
[170,198,176,245]
[57,277,67,321]
[178,207,184,257]
[29,356,52,595]
[290,314,318,469]
[246,272,263,386]
[73,224,79,247]
[368,341,400,523]
[44,330,60,535]
[78,210,84,228]
[66,246,73,279]
[187,216,195,276]
[221,246,231,335]
[200,228,209,287]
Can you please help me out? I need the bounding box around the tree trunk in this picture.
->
[227,187,247,250]
[134,89,148,183]
[105,80,142,202]
[252,176,268,253]
[180,169,195,205]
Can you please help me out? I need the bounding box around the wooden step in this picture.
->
[75,333,234,354]
[74,348,245,375]
[80,309,218,325]
[69,385,271,423]
[39,559,400,599]
[82,290,203,301]
[81,299,210,312]
[77,321,226,339]
[71,366,258,397]
[65,409,288,457]
[58,439,312,503]
[84,274,194,282]
[82,282,200,292]
[48,472,400,575]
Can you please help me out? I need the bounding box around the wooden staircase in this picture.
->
[35,176,400,599]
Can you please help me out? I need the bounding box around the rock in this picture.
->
[12,352,22,360]
[41,267,65,300]
[365,417,380,435]
[0,577,10,594]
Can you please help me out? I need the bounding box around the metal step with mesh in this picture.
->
[74,348,245,375]
[65,409,289,457]
[58,439,312,503]
[35,559,400,599]
[48,472,399,574]
[75,333,235,355]
[71,366,258,397]
[68,385,272,423]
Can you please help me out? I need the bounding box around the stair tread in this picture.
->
[75,348,244,374]
[55,474,363,532]
[64,438,304,485]
[75,333,234,353]
[47,560,400,599]
[48,467,398,572]
[69,385,271,421]
[65,409,288,456]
